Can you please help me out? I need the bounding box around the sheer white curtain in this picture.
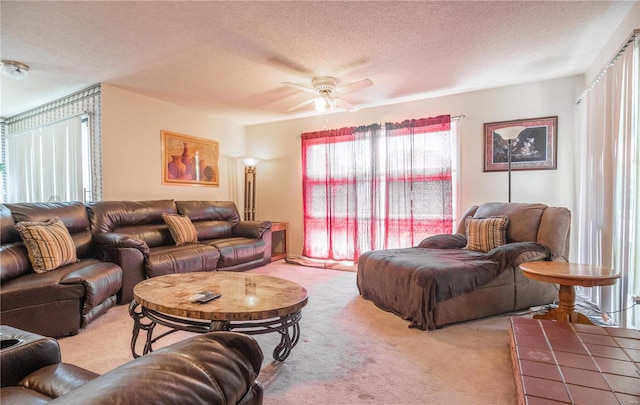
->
[576,33,639,328]
[6,115,87,203]
[301,115,457,262]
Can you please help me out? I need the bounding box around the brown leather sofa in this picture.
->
[0,325,264,404]
[0,202,122,337]
[0,199,271,338]
[87,200,272,303]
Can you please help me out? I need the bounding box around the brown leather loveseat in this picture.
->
[0,325,264,404]
[86,200,272,303]
[0,202,122,337]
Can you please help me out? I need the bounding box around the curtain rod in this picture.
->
[576,29,639,105]
[297,114,465,137]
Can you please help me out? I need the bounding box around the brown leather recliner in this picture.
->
[0,325,264,405]
[358,202,571,330]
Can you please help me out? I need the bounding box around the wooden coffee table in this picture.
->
[129,272,308,361]
[519,261,620,324]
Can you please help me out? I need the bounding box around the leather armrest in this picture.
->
[93,232,149,253]
[98,246,146,303]
[92,234,149,303]
[60,263,123,312]
[417,233,467,249]
[512,250,551,267]
[233,221,272,239]
[48,332,264,405]
[21,363,99,398]
[0,326,61,387]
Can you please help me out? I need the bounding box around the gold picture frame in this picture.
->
[161,130,219,186]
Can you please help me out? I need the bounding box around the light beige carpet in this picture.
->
[58,262,519,404]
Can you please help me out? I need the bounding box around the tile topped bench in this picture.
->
[509,317,640,404]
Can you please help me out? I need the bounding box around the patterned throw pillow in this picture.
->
[15,218,78,273]
[464,215,510,252]
[162,213,198,245]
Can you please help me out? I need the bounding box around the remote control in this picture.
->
[188,291,221,303]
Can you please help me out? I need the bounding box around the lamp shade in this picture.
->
[494,126,527,140]
[238,156,262,167]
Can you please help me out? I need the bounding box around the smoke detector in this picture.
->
[1,60,29,80]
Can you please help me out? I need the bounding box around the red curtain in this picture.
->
[302,115,452,262]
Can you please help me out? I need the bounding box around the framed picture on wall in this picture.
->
[483,116,558,172]
[161,130,219,186]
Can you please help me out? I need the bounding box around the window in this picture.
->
[1,84,102,203]
[302,115,457,262]
[5,115,92,203]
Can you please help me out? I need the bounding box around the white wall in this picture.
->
[101,84,246,202]
[246,76,579,258]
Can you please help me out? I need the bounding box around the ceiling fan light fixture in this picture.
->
[314,97,330,112]
[284,75,373,113]
[1,60,29,80]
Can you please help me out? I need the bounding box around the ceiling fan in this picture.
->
[282,76,373,113]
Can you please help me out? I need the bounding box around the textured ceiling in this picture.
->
[0,1,636,125]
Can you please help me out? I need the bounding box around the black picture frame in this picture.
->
[483,116,558,171]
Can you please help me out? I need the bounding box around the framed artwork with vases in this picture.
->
[161,130,219,186]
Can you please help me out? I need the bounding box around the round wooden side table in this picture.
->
[519,261,620,324]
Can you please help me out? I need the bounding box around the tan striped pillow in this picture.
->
[162,213,198,245]
[464,215,510,252]
[15,218,78,273]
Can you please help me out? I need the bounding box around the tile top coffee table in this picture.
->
[129,272,308,361]
[520,261,620,324]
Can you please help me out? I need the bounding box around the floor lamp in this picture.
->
[494,126,526,202]
[239,157,261,220]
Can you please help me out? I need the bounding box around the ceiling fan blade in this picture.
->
[281,82,317,94]
[334,98,359,112]
[286,98,316,112]
[335,79,373,94]
[267,56,312,75]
